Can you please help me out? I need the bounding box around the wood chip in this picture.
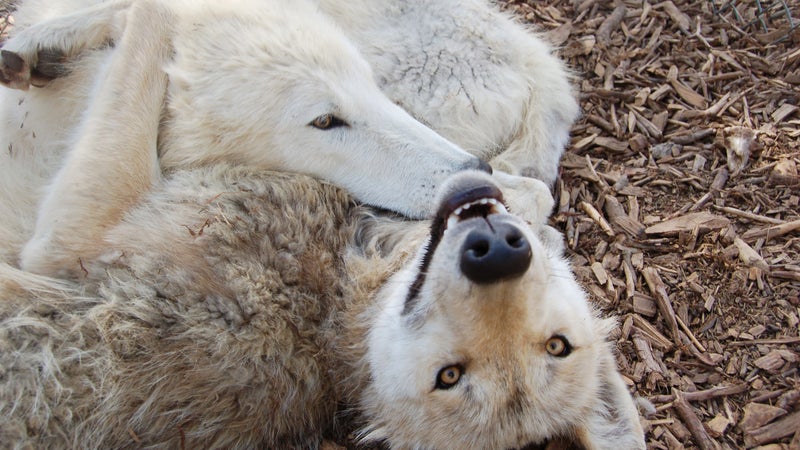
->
[604,195,645,238]
[591,261,608,285]
[632,314,674,350]
[706,414,731,437]
[580,201,615,237]
[658,0,691,33]
[744,411,800,447]
[753,350,787,374]
[690,168,730,211]
[642,267,681,343]
[633,294,658,317]
[771,103,798,122]
[739,403,788,433]
[734,237,769,271]
[645,212,730,236]
[596,4,626,45]
[633,332,665,375]
[667,66,708,109]
[593,136,629,152]
[673,391,720,450]
[741,218,800,242]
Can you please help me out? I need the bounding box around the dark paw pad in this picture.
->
[0,48,70,90]
[0,49,31,89]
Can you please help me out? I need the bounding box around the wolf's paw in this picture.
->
[0,47,68,90]
[491,171,554,226]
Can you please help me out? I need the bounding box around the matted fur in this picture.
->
[0,169,644,449]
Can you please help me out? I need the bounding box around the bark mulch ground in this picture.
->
[499,0,799,447]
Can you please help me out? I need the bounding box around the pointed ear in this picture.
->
[574,347,646,450]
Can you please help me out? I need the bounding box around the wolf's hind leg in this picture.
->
[20,1,174,278]
[0,0,133,89]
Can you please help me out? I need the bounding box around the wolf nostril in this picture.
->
[506,230,525,249]
[467,237,490,258]
[476,159,493,174]
[460,222,531,284]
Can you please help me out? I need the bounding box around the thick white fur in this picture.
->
[0,0,489,276]
[0,168,645,449]
[315,0,580,185]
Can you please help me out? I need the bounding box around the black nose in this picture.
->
[460,222,531,284]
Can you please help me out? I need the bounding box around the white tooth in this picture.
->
[479,198,488,205]
[447,216,459,230]
[487,198,497,205]
[454,206,463,217]
[463,203,471,210]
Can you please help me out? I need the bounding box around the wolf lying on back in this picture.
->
[0,167,645,449]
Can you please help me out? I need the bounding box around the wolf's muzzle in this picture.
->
[460,219,531,283]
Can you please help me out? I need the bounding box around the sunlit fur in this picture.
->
[0,170,644,449]
[0,0,483,276]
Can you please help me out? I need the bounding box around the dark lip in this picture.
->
[435,183,505,224]
[402,182,507,315]
[517,437,583,450]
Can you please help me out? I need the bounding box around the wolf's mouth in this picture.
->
[403,181,507,314]
[437,182,506,232]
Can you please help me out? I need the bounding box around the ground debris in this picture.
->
[502,0,800,446]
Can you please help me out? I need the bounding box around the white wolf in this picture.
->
[0,0,488,276]
[0,1,645,447]
[315,0,580,185]
[0,167,645,449]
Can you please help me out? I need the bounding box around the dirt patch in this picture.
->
[500,0,799,447]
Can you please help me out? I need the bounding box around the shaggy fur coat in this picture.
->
[0,167,407,448]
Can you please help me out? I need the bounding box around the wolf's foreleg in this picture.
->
[20,0,173,277]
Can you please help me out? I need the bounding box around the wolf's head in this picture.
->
[361,171,645,449]
[159,0,485,219]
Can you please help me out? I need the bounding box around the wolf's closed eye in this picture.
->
[309,113,348,129]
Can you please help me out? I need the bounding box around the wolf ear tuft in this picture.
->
[574,347,646,450]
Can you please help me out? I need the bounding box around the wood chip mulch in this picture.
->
[500,0,800,447]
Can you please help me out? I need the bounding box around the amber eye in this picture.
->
[309,114,347,129]
[435,364,464,390]
[545,336,572,357]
